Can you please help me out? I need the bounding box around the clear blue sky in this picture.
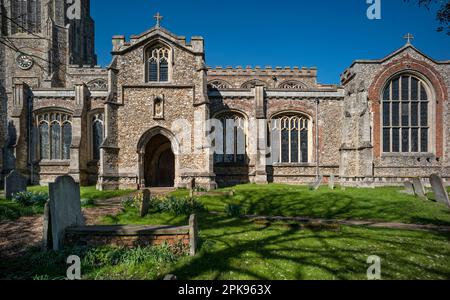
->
[91,0,450,84]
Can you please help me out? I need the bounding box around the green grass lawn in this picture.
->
[97,207,450,280]
[171,184,450,226]
[27,185,136,201]
[0,186,136,221]
[2,184,450,280]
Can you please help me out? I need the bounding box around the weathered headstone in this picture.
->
[430,174,450,208]
[140,189,151,217]
[328,175,335,190]
[412,178,427,199]
[49,175,84,251]
[4,170,27,200]
[309,175,323,191]
[188,178,195,190]
[402,181,416,195]
[189,214,198,256]
[41,202,52,251]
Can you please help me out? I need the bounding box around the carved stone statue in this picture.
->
[154,96,163,118]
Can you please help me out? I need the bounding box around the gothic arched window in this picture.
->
[36,112,72,160]
[11,0,41,34]
[271,114,310,164]
[381,74,430,153]
[92,113,104,160]
[213,112,247,164]
[146,45,170,82]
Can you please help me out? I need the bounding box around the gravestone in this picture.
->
[430,174,450,208]
[42,202,52,251]
[189,214,198,256]
[328,175,335,190]
[140,189,151,217]
[4,170,27,200]
[412,178,427,199]
[188,178,195,190]
[309,176,323,191]
[402,181,416,195]
[49,175,84,251]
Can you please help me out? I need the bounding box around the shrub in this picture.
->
[0,206,20,221]
[121,196,138,209]
[80,198,95,207]
[150,196,206,215]
[12,192,48,207]
[225,203,243,217]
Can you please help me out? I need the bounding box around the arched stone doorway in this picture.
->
[144,134,175,187]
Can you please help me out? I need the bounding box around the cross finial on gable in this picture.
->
[403,33,414,45]
[154,12,163,28]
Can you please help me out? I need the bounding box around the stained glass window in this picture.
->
[381,75,430,153]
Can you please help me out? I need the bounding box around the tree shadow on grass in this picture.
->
[215,186,450,227]
[169,214,450,280]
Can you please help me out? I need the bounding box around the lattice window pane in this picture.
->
[392,102,399,126]
[300,130,308,163]
[383,102,390,126]
[51,123,61,160]
[148,60,158,82]
[281,129,290,163]
[411,129,419,152]
[160,59,169,82]
[421,129,428,152]
[392,128,400,152]
[291,129,299,163]
[39,123,49,160]
[392,78,400,100]
[62,123,72,160]
[420,102,428,127]
[383,128,391,153]
[411,102,418,126]
[401,128,409,152]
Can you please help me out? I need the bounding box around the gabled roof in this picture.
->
[347,43,450,69]
[111,26,202,56]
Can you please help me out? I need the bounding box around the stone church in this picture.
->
[0,1,449,190]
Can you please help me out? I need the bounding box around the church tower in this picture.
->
[0,0,97,182]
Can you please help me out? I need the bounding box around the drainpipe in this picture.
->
[315,98,320,179]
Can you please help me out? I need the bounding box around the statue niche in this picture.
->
[153,95,164,119]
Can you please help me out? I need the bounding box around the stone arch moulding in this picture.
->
[368,55,448,158]
[136,126,181,188]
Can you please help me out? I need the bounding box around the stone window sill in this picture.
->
[381,153,435,158]
[272,163,314,167]
[37,160,71,166]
